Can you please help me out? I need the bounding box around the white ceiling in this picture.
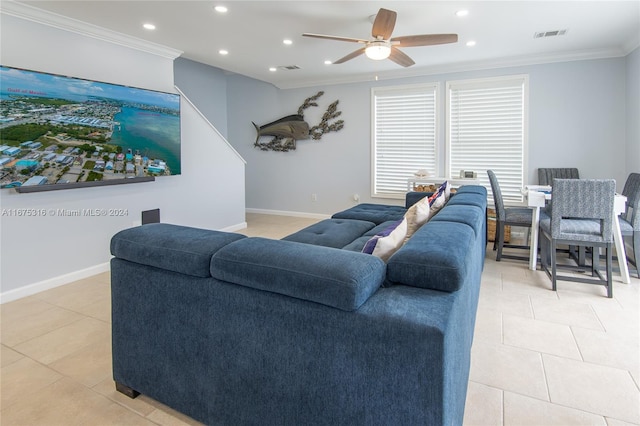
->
[6,1,640,89]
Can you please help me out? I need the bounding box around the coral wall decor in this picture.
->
[253,91,344,152]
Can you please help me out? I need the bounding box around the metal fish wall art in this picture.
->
[253,91,344,152]
[252,114,310,145]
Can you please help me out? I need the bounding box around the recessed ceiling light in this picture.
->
[456,10,469,17]
[324,60,332,65]
[269,67,277,72]
[219,49,229,55]
[283,39,293,45]
[214,5,228,13]
[143,23,156,30]
[466,41,476,47]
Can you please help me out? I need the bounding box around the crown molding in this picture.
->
[0,1,183,60]
[274,47,631,90]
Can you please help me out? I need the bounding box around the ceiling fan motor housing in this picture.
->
[365,40,392,60]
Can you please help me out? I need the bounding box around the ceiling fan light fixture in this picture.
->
[365,42,391,60]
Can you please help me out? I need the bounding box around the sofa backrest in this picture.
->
[210,237,386,311]
[110,223,246,278]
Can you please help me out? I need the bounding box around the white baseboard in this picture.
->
[0,262,110,304]
[246,208,331,220]
[220,221,248,232]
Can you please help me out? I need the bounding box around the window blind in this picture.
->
[447,76,527,203]
[372,85,438,198]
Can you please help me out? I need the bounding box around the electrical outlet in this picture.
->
[353,193,360,202]
[311,193,318,202]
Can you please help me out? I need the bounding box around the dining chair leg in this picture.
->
[496,223,504,261]
[632,233,640,278]
[606,245,613,298]
[551,239,558,291]
[492,226,497,251]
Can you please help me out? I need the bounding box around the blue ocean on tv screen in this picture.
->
[110,107,181,174]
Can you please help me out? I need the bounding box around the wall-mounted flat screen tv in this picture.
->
[0,66,180,191]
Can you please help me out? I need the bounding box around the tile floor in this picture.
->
[1,213,639,425]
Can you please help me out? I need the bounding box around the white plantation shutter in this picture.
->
[372,84,438,198]
[447,75,528,203]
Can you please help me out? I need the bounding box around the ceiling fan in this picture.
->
[302,8,458,67]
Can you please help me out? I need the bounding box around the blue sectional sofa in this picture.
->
[110,185,487,425]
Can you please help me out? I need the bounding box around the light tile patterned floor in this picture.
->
[1,213,638,425]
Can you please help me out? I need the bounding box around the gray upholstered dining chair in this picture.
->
[539,179,616,298]
[487,170,533,262]
[619,172,640,278]
[538,167,584,262]
[538,168,580,186]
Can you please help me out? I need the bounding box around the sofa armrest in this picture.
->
[388,222,475,292]
[210,237,386,311]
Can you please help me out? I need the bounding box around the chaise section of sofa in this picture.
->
[109,184,487,425]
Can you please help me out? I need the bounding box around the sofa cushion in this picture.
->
[282,218,375,248]
[363,220,402,236]
[342,236,372,252]
[210,237,386,311]
[387,221,475,292]
[331,203,406,225]
[455,185,487,196]
[362,218,408,262]
[110,223,246,278]
[430,204,485,237]
[446,192,487,209]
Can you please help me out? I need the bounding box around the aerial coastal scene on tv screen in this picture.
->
[0,66,181,189]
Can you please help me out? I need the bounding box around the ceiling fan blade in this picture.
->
[302,33,368,44]
[388,47,415,67]
[372,8,397,40]
[391,34,458,47]
[333,47,366,64]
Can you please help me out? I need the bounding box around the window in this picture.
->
[447,75,528,203]
[371,84,438,198]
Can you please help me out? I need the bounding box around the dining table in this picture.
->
[522,185,630,284]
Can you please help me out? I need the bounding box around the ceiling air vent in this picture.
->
[279,65,301,70]
[534,29,568,39]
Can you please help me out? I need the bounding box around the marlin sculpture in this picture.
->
[252,114,309,145]
[253,91,344,152]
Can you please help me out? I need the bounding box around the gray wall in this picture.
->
[627,47,640,175]
[222,55,633,215]
[0,14,246,300]
[174,58,229,139]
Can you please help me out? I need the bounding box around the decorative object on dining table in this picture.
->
[253,91,344,152]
